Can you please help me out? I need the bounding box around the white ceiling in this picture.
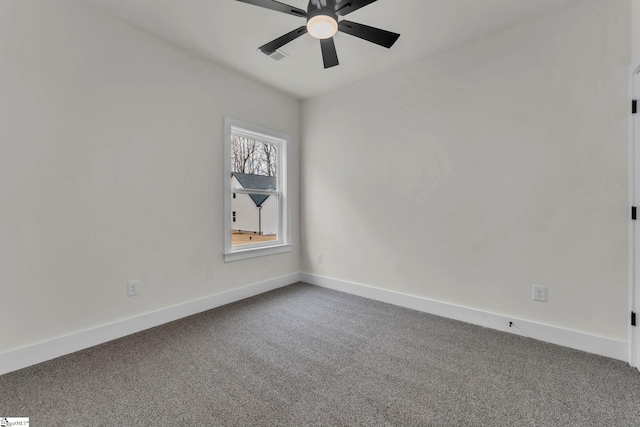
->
[79,0,577,99]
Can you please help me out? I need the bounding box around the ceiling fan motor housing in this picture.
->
[307,0,338,21]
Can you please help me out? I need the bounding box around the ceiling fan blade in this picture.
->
[335,0,379,16]
[236,0,307,18]
[259,26,308,54]
[320,38,339,68]
[338,20,400,48]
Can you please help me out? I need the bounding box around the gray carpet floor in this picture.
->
[2,282,640,426]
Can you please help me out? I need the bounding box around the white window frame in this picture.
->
[224,118,291,262]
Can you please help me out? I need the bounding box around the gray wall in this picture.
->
[301,0,631,341]
[634,0,640,62]
[0,0,301,353]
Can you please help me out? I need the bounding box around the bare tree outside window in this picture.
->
[262,142,277,177]
[231,136,277,177]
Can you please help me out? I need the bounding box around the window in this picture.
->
[224,118,291,262]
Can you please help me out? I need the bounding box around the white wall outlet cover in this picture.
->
[128,280,140,296]
[316,253,323,263]
[533,285,547,302]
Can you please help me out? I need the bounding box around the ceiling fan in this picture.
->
[236,0,400,68]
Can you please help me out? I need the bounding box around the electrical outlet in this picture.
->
[316,253,323,264]
[533,285,546,302]
[128,280,140,297]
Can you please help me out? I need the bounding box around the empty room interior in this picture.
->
[2,0,640,425]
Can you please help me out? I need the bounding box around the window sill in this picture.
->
[224,244,292,263]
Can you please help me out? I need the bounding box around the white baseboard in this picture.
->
[1,271,628,376]
[0,273,301,376]
[301,273,628,362]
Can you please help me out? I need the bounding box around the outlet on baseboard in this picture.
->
[533,284,546,302]
[128,280,140,297]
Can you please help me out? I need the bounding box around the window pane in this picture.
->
[230,133,278,247]
[231,193,278,247]
[230,135,277,186]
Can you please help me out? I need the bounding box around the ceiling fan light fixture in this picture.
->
[307,14,338,39]
[238,0,401,69]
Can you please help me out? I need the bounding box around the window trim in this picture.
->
[223,118,291,262]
